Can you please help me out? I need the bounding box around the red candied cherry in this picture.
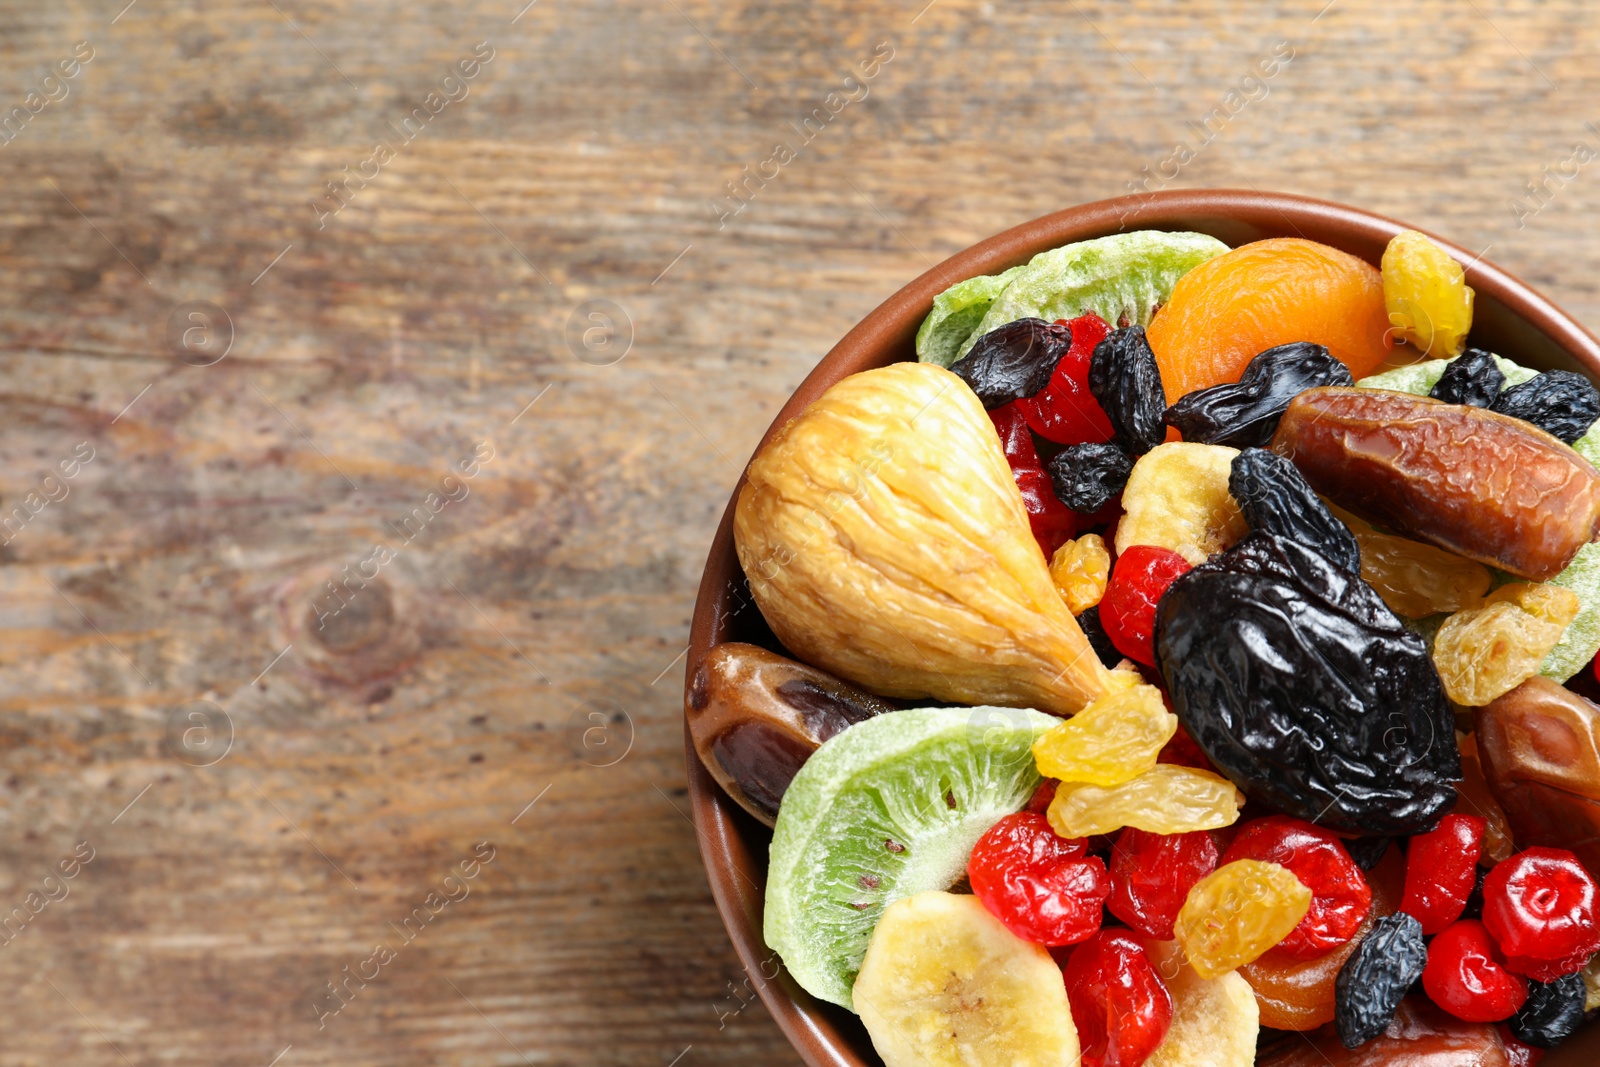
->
[1063,929,1173,1067]
[1100,545,1192,667]
[967,812,1109,946]
[1108,827,1219,941]
[1402,813,1487,935]
[990,403,1079,557]
[1022,313,1116,446]
[1423,919,1528,1023]
[1221,815,1371,958]
[1483,847,1600,981]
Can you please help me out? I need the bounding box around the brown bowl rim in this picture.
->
[683,188,1600,1067]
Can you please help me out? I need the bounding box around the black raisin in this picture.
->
[1046,443,1135,514]
[1229,448,1361,574]
[1429,348,1506,408]
[1490,369,1600,444]
[1164,342,1354,448]
[1342,836,1392,871]
[1088,326,1166,454]
[1334,912,1427,1049]
[948,318,1068,409]
[1509,973,1586,1049]
[1155,531,1459,835]
[1075,605,1121,669]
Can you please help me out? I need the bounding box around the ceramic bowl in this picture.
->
[684,188,1600,1066]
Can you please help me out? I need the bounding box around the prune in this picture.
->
[688,642,894,824]
[1509,973,1586,1048]
[1335,911,1429,1048]
[1047,442,1134,514]
[1273,387,1600,581]
[1430,348,1506,408]
[1230,447,1361,574]
[1089,325,1167,454]
[1491,370,1600,445]
[1164,341,1354,448]
[1344,836,1393,871]
[1154,531,1460,836]
[1075,605,1122,669]
[950,318,1069,408]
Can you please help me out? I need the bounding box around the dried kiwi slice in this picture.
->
[1360,354,1600,682]
[763,706,1056,1010]
[951,231,1230,362]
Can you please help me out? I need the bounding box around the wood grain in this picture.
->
[2,0,1600,1062]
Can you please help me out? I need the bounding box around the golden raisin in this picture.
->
[1046,764,1244,839]
[1381,230,1475,359]
[1032,683,1177,787]
[1328,504,1490,618]
[1175,860,1313,980]
[1432,583,1580,706]
[1050,533,1111,614]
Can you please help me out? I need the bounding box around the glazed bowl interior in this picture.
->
[685,189,1600,1067]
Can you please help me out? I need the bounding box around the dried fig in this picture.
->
[1272,387,1600,581]
[1475,676,1600,879]
[734,362,1115,716]
[687,642,895,825]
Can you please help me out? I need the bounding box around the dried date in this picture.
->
[1165,341,1354,448]
[1429,348,1506,408]
[1230,447,1362,574]
[1490,369,1600,444]
[1272,387,1600,581]
[1047,442,1135,514]
[1089,326,1167,454]
[1155,531,1459,836]
[948,318,1069,409]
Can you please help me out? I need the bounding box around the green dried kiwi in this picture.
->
[914,264,1027,367]
[1359,354,1600,681]
[763,705,1055,1010]
[953,230,1229,362]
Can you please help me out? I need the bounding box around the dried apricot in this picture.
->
[1046,764,1244,839]
[1174,859,1314,979]
[1051,533,1111,614]
[1032,683,1177,787]
[1327,504,1491,618]
[1382,230,1475,359]
[1434,585,1581,707]
[1146,238,1391,405]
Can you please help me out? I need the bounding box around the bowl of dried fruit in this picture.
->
[686,188,1600,1067]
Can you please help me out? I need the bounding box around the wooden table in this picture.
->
[2,0,1598,1062]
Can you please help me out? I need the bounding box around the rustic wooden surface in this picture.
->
[2,0,1600,1063]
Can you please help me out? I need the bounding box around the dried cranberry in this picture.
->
[1402,813,1487,935]
[1482,848,1600,979]
[1108,827,1219,941]
[1063,930,1174,1067]
[989,403,1079,556]
[1022,313,1116,445]
[967,812,1109,946]
[1221,815,1372,958]
[1101,545,1191,667]
[1423,919,1528,1023]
